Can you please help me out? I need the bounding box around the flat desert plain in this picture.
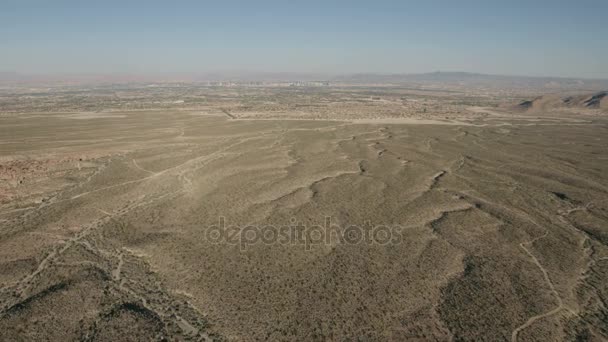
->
[1,86,607,341]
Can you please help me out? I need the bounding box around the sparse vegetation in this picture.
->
[0,83,607,341]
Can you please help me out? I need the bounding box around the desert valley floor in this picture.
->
[1,104,607,341]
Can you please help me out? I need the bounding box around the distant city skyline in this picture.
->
[1,0,607,78]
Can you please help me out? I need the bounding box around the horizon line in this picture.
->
[2,70,608,82]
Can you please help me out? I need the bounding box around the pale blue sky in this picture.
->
[1,0,607,78]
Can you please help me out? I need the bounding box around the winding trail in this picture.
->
[132,159,156,175]
[511,230,574,342]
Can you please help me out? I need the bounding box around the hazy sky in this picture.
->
[2,0,607,78]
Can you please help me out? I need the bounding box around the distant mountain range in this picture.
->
[1,71,607,91]
[332,72,608,90]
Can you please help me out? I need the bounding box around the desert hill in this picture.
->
[514,91,607,112]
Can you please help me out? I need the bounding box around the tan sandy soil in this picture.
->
[0,103,607,341]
